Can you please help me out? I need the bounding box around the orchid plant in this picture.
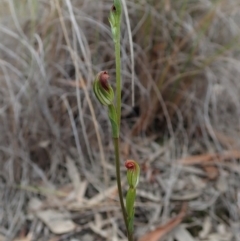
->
[93,1,140,240]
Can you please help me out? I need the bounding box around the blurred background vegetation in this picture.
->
[1,0,240,240]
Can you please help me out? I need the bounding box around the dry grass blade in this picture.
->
[212,129,239,149]
[87,182,122,206]
[57,78,87,89]
[138,203,187,241]
[174,225,196,241]
[178,151,240,179]
[66,156,86,202]
[1,0,240,239]
[54,0,108,185]
[178,153,218,179]
[203,166,219,180]
[36,209,76,234]
[13,233,33,241]
[178,154,215,165]
[0,235,6,241]
[178,151,240,164]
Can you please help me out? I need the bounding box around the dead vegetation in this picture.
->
[1,0,240,240]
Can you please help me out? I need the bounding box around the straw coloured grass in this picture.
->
[1,0,240,240]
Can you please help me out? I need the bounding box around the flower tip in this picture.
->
[99,71,110,91]
[125,160,136,170]
[111,5,116,12]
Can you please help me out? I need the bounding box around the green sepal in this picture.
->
[108,104,119,138]
[93,72,114,106]
[109,12,117,38]
[126,161,140,188]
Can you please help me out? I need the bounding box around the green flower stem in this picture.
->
[109,1,134,240]
[113,137,131,239]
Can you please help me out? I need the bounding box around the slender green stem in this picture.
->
[112,2,133,240]
[113,137,129,237]
[115,30,121,128]
[129,233,133,241]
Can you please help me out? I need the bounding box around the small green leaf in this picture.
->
[126,188,136,235]
[128,215,134,234]
[126,188,136,218]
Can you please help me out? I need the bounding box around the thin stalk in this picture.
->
[115,30,122,128]
[112,2,133,239]
[128,232,133,241]
[113,137,131,239]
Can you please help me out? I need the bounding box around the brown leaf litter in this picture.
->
[178,150,240,180]
[138,203,187,241]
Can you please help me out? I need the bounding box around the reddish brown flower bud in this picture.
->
[99,71,110,91]
[93,71,114,106]
[125,160,136,170]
